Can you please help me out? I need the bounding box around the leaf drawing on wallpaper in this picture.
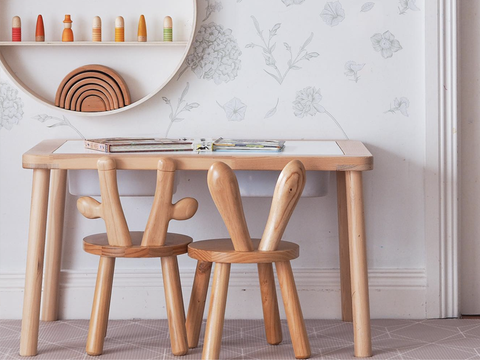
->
[344,61,365,83]
[398,0,420,15]
[293,86,349,139]
[217,97,247,121]
[246,17,318,85]
[361,2,375,12]
[265,98,279,119]
[0,82,24,130]
[33,114,85,139]
[203,0,223,21]
[163,82,200,137]
[385,97,410,117]
[320,1,345,27]
[178,22,242,85]
[282,0,306,6]
[371,31,402,59]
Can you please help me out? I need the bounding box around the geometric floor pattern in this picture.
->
[1,319,480,359]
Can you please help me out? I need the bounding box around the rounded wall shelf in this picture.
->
[0,0,197,116]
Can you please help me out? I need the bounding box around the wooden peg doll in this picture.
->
[138,15,147,42]
[12,16,21,42]
[62,15,74,42]
[35,15,45,42]
[164,16,172,42]
[92,16,102,42]
[115,16,125,42]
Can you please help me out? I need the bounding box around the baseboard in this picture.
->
[0,268,426,319]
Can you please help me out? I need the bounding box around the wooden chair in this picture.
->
[77,157,198,356]
[186,160,311,360]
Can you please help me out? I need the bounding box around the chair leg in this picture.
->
[161,256,189,356]
[257,263,282,345]
[86,257,115,356]
[202,263,230,360]
[186,260,212,348]
[276,261,311,359]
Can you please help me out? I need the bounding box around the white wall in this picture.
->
[0,0,427,319]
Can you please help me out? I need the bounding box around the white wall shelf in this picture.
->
[0,41,188,47]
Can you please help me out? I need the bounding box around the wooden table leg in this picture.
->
[345,171,372,358]
[42,169,67,322]
[20,169,51,356]
[337,171,353,322]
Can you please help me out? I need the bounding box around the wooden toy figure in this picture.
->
[115,16,124,42]
[92,16,101,42]
[12,16,21,42]
[163,16,172,42]
[137,15,147,42]
[62,15,74,42]
[35,15,45,42]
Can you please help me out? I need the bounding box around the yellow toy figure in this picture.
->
[115,16,125,42]
[62,15,74,42]
[138,15,147,42]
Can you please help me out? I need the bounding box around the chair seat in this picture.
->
[188,239,299,264]
[84,231,192,258]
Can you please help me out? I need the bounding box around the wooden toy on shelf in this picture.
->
[138,15,147,42]
[62,15,74,42]
[92,16,102,42]
[35,15,44,42]
[55,65,131,113]
[12,16,21,42]
[164,16,173,42]
[115,16,125,42]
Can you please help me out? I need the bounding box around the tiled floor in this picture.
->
[1,319,480,359]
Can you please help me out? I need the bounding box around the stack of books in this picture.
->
[84,138,195,153]
[213,138,285,152]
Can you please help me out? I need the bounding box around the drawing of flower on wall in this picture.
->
[33,114,85,138]
[344,61,365,82]
[0,82,24,130]
[217,97,247,121]
[398,0,420,15]
[246,17,318,85]
[371,31,402,59]
[178,22,242,85]
[282,0,306,6]
[163,82,200,137]
[385,97,410,117]
[204,0,223,21]
[293,86,348,139]
[320,1,345,27]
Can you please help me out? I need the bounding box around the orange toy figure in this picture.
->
[115,16,124,42]
[12,16,21,42]
[35,15,45,42]
[62,15,74,42]
[137,15,147,42]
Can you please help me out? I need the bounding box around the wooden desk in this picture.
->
[20,139,374,357]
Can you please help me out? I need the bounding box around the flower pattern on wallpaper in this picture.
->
[246,17,318,85]
[361,2,375,13]
[163,83,200,137]
[344,61,365,83]
[204,0,223,21]
[0,82,24,130]
[293,86,349,139]
[282,0,306,6]
[371,31,402,59]
[217,97,247,121]
[385,97,410,117]
[398,0,420,15]
[33,114,85,138]
[178,22,242,85]
[320,1,345,27]
[265,98,279,119]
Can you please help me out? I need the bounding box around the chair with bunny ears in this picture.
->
[186,160,311,360]
[77,157,198,356]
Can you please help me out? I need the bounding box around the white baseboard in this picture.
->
[0,268,426,320]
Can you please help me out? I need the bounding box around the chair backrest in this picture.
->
[207,160,306,252]
[77,157,198,247]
